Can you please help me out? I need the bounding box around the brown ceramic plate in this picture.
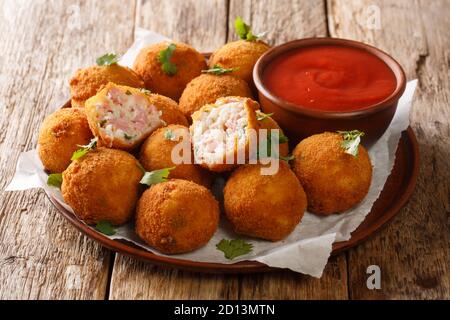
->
[47,105,419,273]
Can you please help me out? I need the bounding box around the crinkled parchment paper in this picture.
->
[5,28,417,277]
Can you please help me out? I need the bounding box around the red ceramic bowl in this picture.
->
[253,38,406,146]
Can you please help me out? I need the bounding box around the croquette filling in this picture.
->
[192,101,248,164]
[95,87,163,145]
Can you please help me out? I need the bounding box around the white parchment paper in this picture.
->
[5,29,417,277]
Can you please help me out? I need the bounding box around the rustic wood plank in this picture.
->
[227,0,328,44]
[134,0,228,52]
[328,0,450,299]
[109,0,349,300]
[110,255,240,300]
[0,0,136,299]
[238,255,348,300]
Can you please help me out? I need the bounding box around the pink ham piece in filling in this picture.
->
[85,83,165,150]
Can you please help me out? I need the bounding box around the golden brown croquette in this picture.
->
[84,83,188,151]
[208,40,270,85]
[291,132,372,215]
[135,179,219,254]
[224,161,307,241]
[140,125,213,188]
[190,96,260,172]
[62,147,143,225]
[38,108,93,173]
[70,64,144,108]
[179,73,253,119]
[133,42,206,101]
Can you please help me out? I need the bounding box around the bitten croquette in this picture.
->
[140,124,213,188]
[291,132,372,215]
[38,108,93,173]
[62,147,143,225]
[70,64,144,108]
[133,42,206,101]
[190,96,260,172]
[135,179,219,254]
[179,73,253,119]
[224,161,307,241]
[84,83,188,151]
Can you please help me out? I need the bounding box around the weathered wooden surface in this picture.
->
[0,0,448,300]
[328,0,450,299]
[0,0,135,299]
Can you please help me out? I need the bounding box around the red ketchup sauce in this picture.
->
[263,45,397,112]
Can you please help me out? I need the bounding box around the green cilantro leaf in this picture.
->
[234,17,266,41]
[164,129,177,141]
[140,88,151,95]
[280,154,295,162]
[202,65,237,75]
[158,43,177,76]
[125,90,132,95]
[140,167,175,186]
[279,132,289,144]
[256,111,274,121]
[123,133,135,140]
[47,173,63,188]
[95,221,116,236]
[96,53,120,66]
[337,130,365,157]
[216,239,253,260]
[71,137,98,161]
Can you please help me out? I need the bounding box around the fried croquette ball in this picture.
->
[179,73,253,119]
[140,125,213,188]
[133,42,206,101]
[85,83,187,151]
[208,40,270,84]
[38,108,93,173]
[257,114,289,158]
[145,93,188,127]
[135,179,219,254]
[291,132,372,215]
[224,161,307,241]
[190,96,260,172]
[70,64,144,108]
[61,147,143,225]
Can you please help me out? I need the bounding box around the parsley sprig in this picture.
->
[159,43,177,76]
[96,53,120,66]
[216,239,253,260]
[164,129,177,141]
[47,173,63,188]
[95,221,116,236]
[256,110,274,121]
[140,88,151,95]
[71,137,98,161]
[202,65,237,75]
[140,167,175,186]
[338,130,365,157]
[234,17,266,41]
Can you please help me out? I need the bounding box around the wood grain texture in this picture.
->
[109,0,350,300]
[328,0,450,299]
[0,0,136,299]
[228,0,327,45]
[134,0,228,52]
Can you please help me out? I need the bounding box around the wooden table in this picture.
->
[0,0,448,300]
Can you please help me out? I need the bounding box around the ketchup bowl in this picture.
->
[253,38,406,146]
